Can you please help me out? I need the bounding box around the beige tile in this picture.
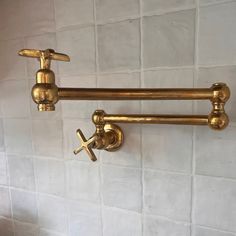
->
[143,10,195,67]
[14,221,39,236]
[98,19,140,72]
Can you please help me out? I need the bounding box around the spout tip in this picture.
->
[38,104,55,112]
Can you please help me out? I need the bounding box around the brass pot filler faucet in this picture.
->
[18,49,231,161]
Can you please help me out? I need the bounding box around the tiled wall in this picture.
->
[0,0,236,235]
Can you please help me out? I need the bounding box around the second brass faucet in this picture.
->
[18,48,231,161]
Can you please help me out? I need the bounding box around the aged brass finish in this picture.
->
[18,49,231,161]
[74,116,124,161]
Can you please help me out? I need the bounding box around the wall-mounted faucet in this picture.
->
[18,48,231,161]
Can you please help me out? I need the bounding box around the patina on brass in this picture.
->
[18,49,231,161]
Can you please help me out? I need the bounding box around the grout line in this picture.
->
[190,0,200,234]
[139,0,145,235]
[93,1,105,235]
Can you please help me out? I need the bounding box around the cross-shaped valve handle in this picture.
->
[18,48,70,69]
[73,129,98,162]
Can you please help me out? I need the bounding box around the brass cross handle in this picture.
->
[18,48,70,69]
[73,129,98,162]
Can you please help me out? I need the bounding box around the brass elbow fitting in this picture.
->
[208,83,230,130]
[18,48,70,111]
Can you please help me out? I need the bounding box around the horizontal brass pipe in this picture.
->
[102,114,209,125]
[58,88,213,100]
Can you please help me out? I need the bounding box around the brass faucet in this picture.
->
[18,48,231,161]
[19,49,70,111]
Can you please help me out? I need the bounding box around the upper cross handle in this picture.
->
[18,48,70,69]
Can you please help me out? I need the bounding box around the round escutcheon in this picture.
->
[104,123,124,152]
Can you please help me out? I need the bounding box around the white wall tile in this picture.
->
[193,226,236,236]
[38,194,68,233]
[144,215,191,236]
[198,2,236,65]
[57,26,96,76]
[39,229,66,236]
[4,119,33,155]
[0,187,11,218]
[11,189,38,224]
[144,170,191,221]
[143,10,195,67]
[0,38,26,80]
[142,69,194,114]
[197,66,236,122]
[66,161,100,202]
[0,153,8,185]
[1,80,30,118]
[32,119,63,158]
[195,126,236,179]
[98,19,140,72]
[34,158,65,197]
[60,75,97,119]
[0,217,14,236]
[8,154,35,190]
[68,200,102,236]
[143,0,195,13]
[103,207,142,236]
[55,0,94,29]
[102,165,142,212]
[194,176,236,232]
[96,0,139,22]
[142,126,192,173]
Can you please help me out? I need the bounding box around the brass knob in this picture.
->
[18,48,70,69]
[74,129,98,162]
